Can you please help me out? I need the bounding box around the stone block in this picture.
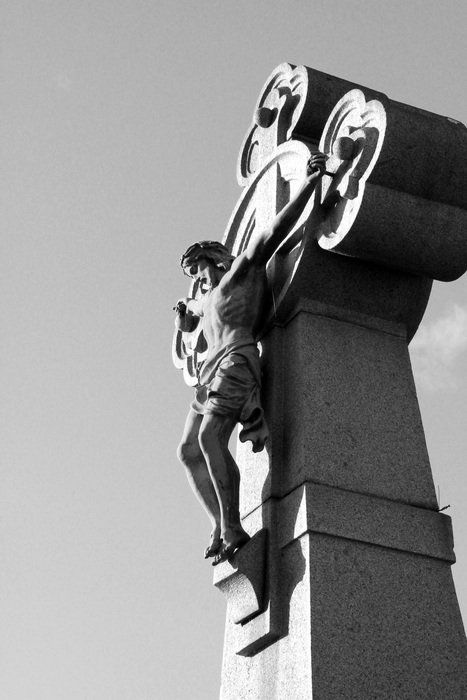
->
[318,182,467,282]
[216,63,467,699]
[220,488,467,699]
[278,482,455,562]
[213,529,268,626]
[279,304,437,508]
[306,533,467,699]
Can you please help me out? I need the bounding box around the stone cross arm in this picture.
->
[221,62,467,340]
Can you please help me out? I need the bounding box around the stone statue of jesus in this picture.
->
[175,153,326,564]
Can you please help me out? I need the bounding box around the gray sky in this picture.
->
[3,1,467,698]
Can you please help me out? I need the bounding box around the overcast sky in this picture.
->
[3,2,467,699]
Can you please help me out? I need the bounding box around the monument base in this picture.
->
[218,483,467,699]
[216,303,467,699]
[209,61,467,700]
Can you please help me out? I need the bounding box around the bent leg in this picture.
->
[198,412,250,561]
[177,409,222,557]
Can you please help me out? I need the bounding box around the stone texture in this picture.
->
[238,300,437,516]
[318,182,467,281]
[213,529,268,626]
[215,63,467,699]
[218,303,467,698]
[220,529,467,699]
[294,65,467,210]
[272,237,433,343]
[306,534,467,699]
[216,501,283,658]
[220,482,467,699]
[278,482,455,562]
[226,63,467,284]
[279,304,437,508]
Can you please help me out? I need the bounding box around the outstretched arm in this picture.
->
[244,153,326,266]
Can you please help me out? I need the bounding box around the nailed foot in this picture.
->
[204,530,222,559]
[212,528,250,566]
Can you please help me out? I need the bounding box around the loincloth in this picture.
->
[191,343,269,453]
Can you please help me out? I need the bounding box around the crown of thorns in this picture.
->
[180,240,235,276]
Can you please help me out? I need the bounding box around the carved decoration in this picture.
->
[236,63,308,188]
[316,89,386,248]
[173,73,387,385]
[172,278,208,387]
[223,63,313,325]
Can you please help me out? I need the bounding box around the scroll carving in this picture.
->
[223,63,314,320]
[316,89,387,248]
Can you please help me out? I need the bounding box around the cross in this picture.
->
[213,62,467,699]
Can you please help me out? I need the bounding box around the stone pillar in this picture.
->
[214,64,467,699]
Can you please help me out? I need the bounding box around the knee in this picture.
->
[177,437,201,467]
[199,415,232,454]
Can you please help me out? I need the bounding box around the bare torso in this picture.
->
[200,255,269,362]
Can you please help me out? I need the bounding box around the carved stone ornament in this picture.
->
[223,69,387,319]
[172,278,207,387]
[223,63,314,320]
[173,66,388,385]
[316,89,387,249]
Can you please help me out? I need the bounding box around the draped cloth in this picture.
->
[191,342,269,453]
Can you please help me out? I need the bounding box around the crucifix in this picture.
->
[173,63,467,698]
